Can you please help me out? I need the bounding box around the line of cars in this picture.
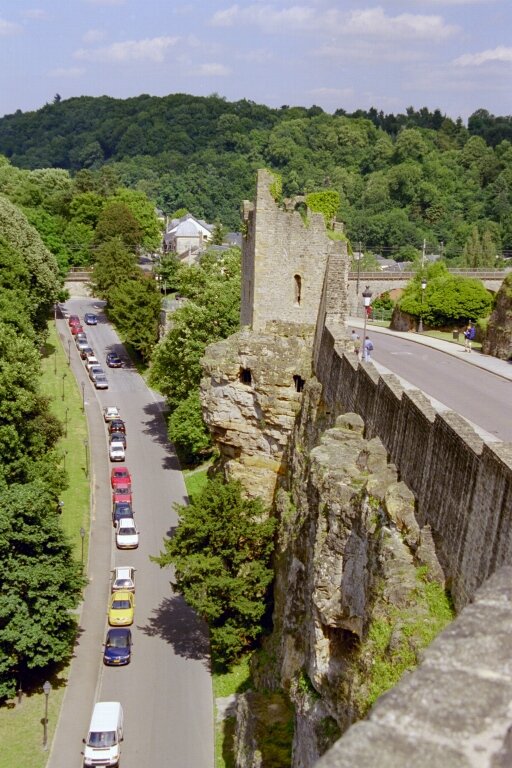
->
[68,313,124,392]
[104,407,139,668]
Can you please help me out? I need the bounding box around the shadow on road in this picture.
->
[140,594,210,666]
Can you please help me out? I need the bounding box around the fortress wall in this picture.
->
[316,321,512,609]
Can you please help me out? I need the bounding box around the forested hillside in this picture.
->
[1,94,512,259]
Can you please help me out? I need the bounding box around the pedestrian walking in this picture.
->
[463,323,476,353]
[350,329,362,358]
[363,336,374,362]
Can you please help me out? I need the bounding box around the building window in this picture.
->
[293,375,305,393]
[294,274,302,306]
[239,367,252,385]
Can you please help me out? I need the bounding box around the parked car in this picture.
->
[106,352,123,368]
[103,627,132,666]
[109,441,125,462]
[104,406,120,422]
[112,482,131,500]
[112,502,134,527]
[84,313,98,325]
[94,373,109,390]
[71,324,84,336]
[108,590,134,626]
[111,466,131,489]
[109,432,126,448]
[116,518,139,549]
[80,346,94,360]
[85,354,100,370]
[108,419,126,435]
[76,339,90,353]
[89,365,104,382]
[68,314,80,327]
[111,566,136,593]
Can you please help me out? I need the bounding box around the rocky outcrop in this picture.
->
[200,323,314,506]
[248,386,450,767]
[482,272,512,359]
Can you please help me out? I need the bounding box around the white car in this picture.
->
[85,354,100,370]
[104,406,120,422]
[111,566,136,593]
[116,519,139,549]
[109,441,125,462]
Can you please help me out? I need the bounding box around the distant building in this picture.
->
[163,213,214,263]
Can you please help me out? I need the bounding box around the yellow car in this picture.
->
[108,590,135,626]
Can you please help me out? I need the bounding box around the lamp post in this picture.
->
[61,372,67,401]
[418,278,427,334]
[80,526,85,568]
[42,680,51,750]
[64,407,69,438]
[57,500,64,515]
[362,285,372,359]
[83,439,89,478]
[81,381,85,412]
[67,339,71,365]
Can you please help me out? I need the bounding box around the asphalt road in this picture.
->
[371,333,512,442]
[49,298,213,768]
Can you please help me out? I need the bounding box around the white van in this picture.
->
[83,701,124,767]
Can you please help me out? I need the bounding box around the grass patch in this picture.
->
[40,324,90,559]
[213,655,252,768]
[183,466,210,498]
[0,322,90,768]
[357,568,454,715]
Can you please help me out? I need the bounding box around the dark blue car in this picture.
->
[103,627,132,665]
[84,313,97,325]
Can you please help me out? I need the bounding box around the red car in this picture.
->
[71,324,84,336]
[111,466,132,489]
[68,314,80,327]
[113,488,133,506]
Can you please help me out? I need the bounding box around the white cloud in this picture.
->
[235,49,273,63]
[82,29,106,44]
[0,17,21,35]
[74,36,179,63]
[454,46,512,66]
[193,63,231,76]
[48,67,86,78]
[211,4,456,41]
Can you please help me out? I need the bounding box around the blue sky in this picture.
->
[1,0,510,121]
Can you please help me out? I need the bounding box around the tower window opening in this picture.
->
[294,274,302,306]
[240,367,252,385]
[293,375,305,393]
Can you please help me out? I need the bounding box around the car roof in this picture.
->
[112,466,129,473]
[110,589,133,599]
[106,626,131,637]
[114,566,134,576]
[118,518,136,527]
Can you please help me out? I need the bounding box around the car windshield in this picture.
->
[119,526,135,535]
[112,599,131,609]
[88,731,117,747]
[107,633,130,648]
[115,579,132,588]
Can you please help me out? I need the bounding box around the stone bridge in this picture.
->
[347,268,511,313]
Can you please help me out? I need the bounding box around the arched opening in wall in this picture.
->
[239,367,252,385]
[294,274,302,306]
[293,375,305,393]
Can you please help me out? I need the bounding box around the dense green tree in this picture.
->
[0,481,83,699]
[168,390,212,465]
[153,476,276,665]
[108,274,161,360]
[110,188,162,250]
[94,201,143,250]
[90,238,139,299]
[399,263,493,326]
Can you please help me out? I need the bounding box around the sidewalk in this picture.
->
[349,318,512,382]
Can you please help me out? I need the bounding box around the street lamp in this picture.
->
[83,439,89,478]
[418,278,427,334]
[81,381,85,412]
[57,500,64,514]
[61,372,67,401]
[362,285,372,360]
[80,526,85,567]
[42,680,51,750]
[67,338,71,364]
[64,407,69,438]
